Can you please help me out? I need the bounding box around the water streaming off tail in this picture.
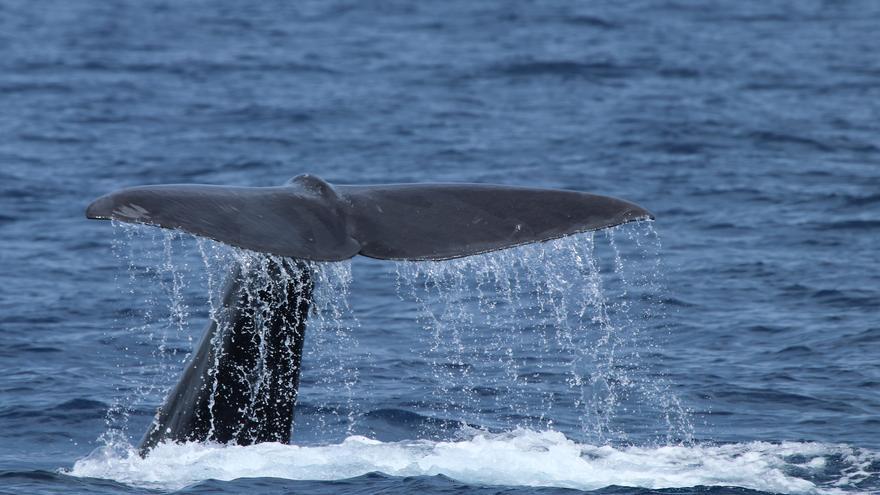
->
[394,224,692,445]
[103,225,359,445]
[300,259,361,436]
[85,221,868,494]
[101,221,689,448]
[102,223,200,442]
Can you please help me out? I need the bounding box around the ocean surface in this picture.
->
[1,1,878,494]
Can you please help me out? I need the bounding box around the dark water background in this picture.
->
[1,1,878,494]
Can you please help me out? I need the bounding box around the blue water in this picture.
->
[1,1,878,493]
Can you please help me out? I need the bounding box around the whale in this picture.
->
[86,174,652,454]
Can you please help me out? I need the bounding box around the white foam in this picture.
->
[67,429,876,493]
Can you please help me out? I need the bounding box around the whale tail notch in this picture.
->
[86,174,653,261]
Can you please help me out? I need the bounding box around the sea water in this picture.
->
[1,1,878,493]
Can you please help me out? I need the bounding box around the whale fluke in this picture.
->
[86,174,653,455]
[86,174,652,261]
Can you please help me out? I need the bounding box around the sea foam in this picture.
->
[68,428,876,494]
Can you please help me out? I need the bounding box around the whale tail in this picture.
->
[87,174,653,454]
[86,174,652,261]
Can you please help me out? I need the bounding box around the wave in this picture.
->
[67,429,877,494]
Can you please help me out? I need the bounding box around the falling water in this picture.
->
[394,224,692,445]
[101,223,199,445]
[100,224,361,446]
[100,221,689,449]
[301,259,360,436]
[85,223,880,494]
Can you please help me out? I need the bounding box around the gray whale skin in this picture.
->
[86,174,653,455]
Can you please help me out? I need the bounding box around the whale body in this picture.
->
[86,174,652,454]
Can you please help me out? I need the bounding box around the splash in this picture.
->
[69,429,878,494]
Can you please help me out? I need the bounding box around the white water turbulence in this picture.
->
[71,429,879,494]
[69,222,880,494]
